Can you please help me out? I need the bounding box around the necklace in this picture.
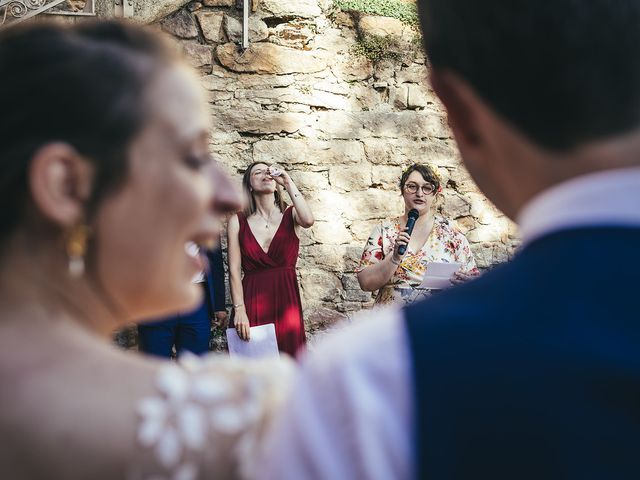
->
[256,208,276,230]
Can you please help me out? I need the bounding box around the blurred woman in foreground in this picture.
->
[0,20,290,479]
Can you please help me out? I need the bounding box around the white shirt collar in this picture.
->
[517,167,640,245]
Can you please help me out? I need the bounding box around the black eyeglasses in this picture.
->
[404,182,436,195]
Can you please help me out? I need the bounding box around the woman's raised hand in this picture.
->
[267,165,289,186]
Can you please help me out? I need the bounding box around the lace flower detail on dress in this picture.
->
[135,353,293,480]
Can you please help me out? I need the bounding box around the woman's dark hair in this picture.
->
[0,20,176,244]
[399,163,441,193]
[242,162,287,217]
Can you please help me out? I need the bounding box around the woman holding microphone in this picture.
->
[357,163,478,305]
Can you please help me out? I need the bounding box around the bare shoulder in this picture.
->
[0,332,294,480]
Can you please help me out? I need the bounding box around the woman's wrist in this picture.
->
[390,255,402,266]
[233,302,245,310]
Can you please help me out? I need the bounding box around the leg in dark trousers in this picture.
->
[175,301,211,356]
[138,317,179,358]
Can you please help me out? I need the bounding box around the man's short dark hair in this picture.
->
[419,0,640,151]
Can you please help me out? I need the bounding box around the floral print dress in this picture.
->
[357,215,478,305]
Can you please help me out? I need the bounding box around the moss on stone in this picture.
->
[334,0,419,26]
[352,34,401,62]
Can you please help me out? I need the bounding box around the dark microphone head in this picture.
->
[398,209,420,256]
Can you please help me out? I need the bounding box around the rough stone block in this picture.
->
[342,189,404,221]
[315,111,449,140]
[305,190,347,222]
[358,15,407,38]
[363,138,407,166]
[371,165,402,190]
[396,64,429,84]
[196,11,226,43]
[329,165,372,191]
[210,108,309,134]
[344,288,373,302]
[203,0,233,5]
[341,273,361,291]
[337,301,365,313]
[309,222,353,245]
[224,15,269,43]
[471,243,510,269]
[465,219,510,244]
[258,0,322,19]
[442,192,471,218]
[331,54,373,82]
[253,138,365,166]
[305,244,347,271]
[269,22,315,50]
[350,220,379,243]
[217,42,327,74]
[312,80,350,95]
[454,215,476,235]
[374,58,397,82]
[389,85,408,109]
[161,9,198,38]
[288,170,329,191]
[187,1,202,12]
[407,84,429,109]
[300,269,341,303]
[234,87,350,110]
[304,307,348,333]
[137,0,193,24]
[181,42,213,67]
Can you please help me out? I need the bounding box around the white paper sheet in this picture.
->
[419,262,462,290]
[226,323,280,359]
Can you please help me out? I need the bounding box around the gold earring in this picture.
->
[66,223,92,278]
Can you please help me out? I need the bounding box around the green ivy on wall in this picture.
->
[333,0,419,26]
[352,34,401,61]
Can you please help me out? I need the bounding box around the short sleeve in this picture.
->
[453,230,478,274]
[134,354,294,480]
[356,223,385,273]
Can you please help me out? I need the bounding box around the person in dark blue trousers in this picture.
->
[138,246,227,358]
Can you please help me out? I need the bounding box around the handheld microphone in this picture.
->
[398,209,419,256]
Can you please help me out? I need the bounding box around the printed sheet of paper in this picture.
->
[226,323,280,359]
[419,262,462,290]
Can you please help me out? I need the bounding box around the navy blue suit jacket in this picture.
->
[406,227,640,479]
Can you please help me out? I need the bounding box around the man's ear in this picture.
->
[430,68,485,150]
[29,143,93,227]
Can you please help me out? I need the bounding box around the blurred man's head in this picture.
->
[418,0,640,218]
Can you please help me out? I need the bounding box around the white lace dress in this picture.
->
[131,353,293,480]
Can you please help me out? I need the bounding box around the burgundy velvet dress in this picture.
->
[237,206,306,357]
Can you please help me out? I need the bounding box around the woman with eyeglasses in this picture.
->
[357,163,478,305]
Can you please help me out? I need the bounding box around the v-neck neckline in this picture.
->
[246,208,288,255]
[396,216,437,255]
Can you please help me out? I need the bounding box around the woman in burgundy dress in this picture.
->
[227,162,314,357]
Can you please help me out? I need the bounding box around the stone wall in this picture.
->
[156,0,519,330]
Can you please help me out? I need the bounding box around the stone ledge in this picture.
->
[136,0,192,24]
[217,42,328,74]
